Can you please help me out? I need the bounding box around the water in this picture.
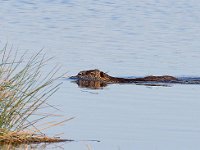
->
[1,0,200,149]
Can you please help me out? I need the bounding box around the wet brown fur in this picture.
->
[72,69,178,83]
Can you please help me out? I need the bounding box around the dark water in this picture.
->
[1,0,200,149]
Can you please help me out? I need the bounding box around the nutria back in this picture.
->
[134,75,177,82]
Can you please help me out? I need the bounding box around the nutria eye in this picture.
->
[100,72,104,77]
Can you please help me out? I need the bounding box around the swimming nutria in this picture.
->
[69,69,200,89]
[70,69,178,83]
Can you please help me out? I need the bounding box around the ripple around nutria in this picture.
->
[68,69,200,89]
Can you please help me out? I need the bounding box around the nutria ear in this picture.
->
[100,71,105,77]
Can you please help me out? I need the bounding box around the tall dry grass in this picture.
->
[0,45,67,144]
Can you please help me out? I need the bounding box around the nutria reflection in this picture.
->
[74,80,107,89]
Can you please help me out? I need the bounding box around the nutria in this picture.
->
[69,69,200,89]
[70,69,178,83]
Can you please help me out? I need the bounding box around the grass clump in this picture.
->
[0,129,67,143]
[0,45,67,144]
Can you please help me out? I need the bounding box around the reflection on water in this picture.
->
[72,78,200,89]
[72,79,172,89]
[0,142,69,150]
[73,80,107,89]
[1,0,200,150]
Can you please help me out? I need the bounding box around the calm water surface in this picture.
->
[1,0,200,149]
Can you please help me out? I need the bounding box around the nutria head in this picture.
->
[72,69,111,82]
